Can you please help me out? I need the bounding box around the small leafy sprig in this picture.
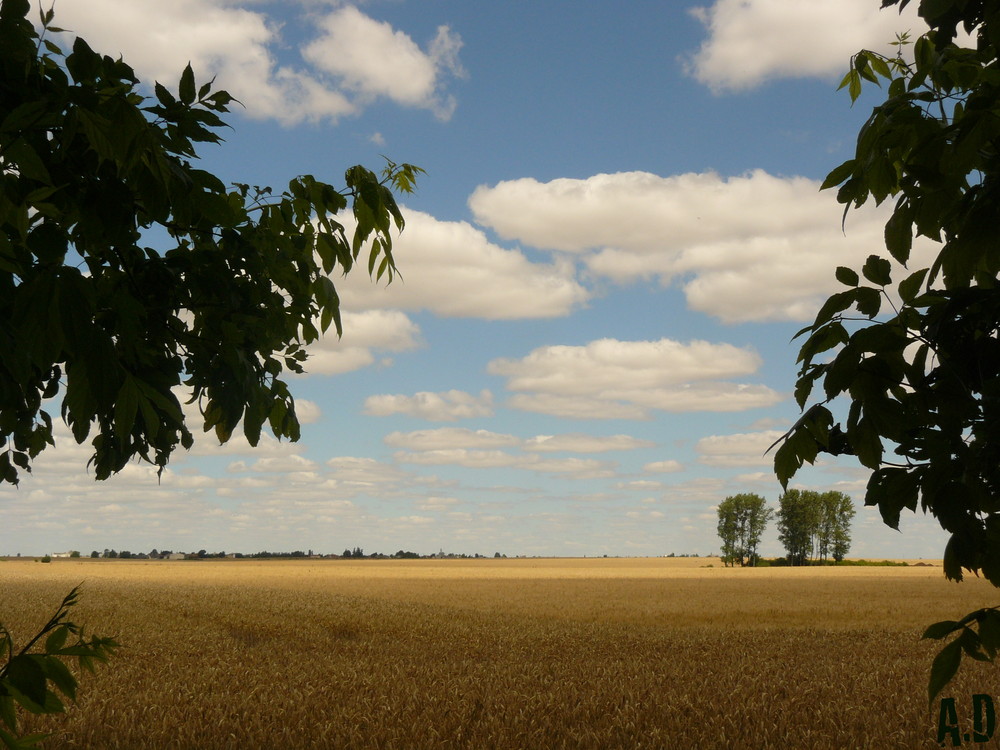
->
[0,586,119,749]
[924,607,1000,704]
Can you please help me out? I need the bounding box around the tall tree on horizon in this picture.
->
[717,493,772,567]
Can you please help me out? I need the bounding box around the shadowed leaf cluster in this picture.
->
[0,0,421,482]
[773,0,1000,702]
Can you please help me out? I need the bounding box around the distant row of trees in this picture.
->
[73,548,507,560]
[90,549,171,559]
[717,491,855,567]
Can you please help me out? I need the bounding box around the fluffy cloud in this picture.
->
[364,390,495,421]
[394,449,615,479]
[416,496,461,511]
[686,0,925,91]
[643,460,685,473]
[696,430,786,467]
[384,428,519,451]
[325,457,409,485]
[337,209,588,319]
[505,394,648,421]
[294,400,322,425]
[491,338,762,391]
[386,429,653,453]
[525,457,615,479]
[40,1,463,125]
[395,449,521,471]
[470,170,936,323]
[522,434,655,453]
[301,310,421,376]
[302,7,465,119]
[241,454,319,473]
[488,338,782,418]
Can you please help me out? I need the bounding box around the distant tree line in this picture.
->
[717,490,856,567]
[73,548,508,560]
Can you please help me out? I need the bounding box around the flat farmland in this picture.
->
[2,557,999,749]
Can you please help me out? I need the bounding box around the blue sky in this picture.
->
[2,0,951,558]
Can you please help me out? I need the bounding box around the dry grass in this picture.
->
[2,557,999,749]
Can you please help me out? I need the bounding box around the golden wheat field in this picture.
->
[2,557,1000,749]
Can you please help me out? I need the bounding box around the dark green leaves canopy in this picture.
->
[776,0,1000,585]
[773,0,1000,700]
[0,0,422,482]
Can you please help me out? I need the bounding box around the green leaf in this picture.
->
[868,53,892,79]
[978,611,1000,657]
[178,63,196,105]
[39,658,76,702]
[154,82,175,107]
[773,437,801,489]
[0,101,48,135]
[923,620,962,640]
[797,323,848,364]
[929,638,963,703]
[835,266,859,287]
[854,287,882,317]
[839,68,863,101]
[5,657,46,708]
[43,627,67,655]
[821,159,857,190]
[959,627,991,662]
[74,108,116,163]
[852,417,884,470]
[884,205,914,264]
[897,268,928,303]
[113,376,139,442]
[4,138,51,185]
[861,255,892,286]
[811,289,858,327]
[944,534,966,582]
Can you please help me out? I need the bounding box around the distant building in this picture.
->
[50,551,73,558]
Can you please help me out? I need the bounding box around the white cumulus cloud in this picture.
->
[243,454,319,473]
[523,434,655,453]
[686,0,925,91]
[416,496,461,511]
[302,7,465,119]
[488,338,781,418]
[40,1,463,125]
[385,428,519,451]
[470,170,937,323]
[643,460,684,474]
[364,389,495,421]
[394,450,615,479]
[301,309,421,376]
[337,208,588,319]
[696,430,786,467]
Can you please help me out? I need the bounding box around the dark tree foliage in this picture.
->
[775,490,854,565]
[776,490,818,567]
[772,0,1000,700]
[0,0,421,483]
[716,493,771,567]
